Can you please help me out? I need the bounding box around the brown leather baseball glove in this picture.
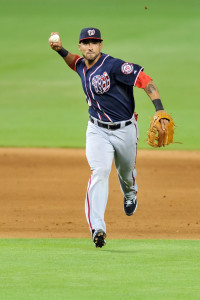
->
[147,111,175,147]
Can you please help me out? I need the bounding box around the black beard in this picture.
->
[84,53,99,64]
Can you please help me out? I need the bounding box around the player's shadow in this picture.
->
[103,249,136,253]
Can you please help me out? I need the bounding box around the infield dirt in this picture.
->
[0,148,199,239]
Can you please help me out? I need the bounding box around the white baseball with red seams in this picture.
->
[50,34,60,43]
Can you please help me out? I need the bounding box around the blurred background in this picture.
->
[0,0,199,149]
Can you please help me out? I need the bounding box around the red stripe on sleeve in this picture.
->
[135,71,152,89]
[69,55,81,72]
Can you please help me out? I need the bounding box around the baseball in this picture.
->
[50,34,60,43]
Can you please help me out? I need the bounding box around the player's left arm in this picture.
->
[135,71,169,131]
[144,80,160,101]
[144,80,169,131]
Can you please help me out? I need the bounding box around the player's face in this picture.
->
[79,39,103,64]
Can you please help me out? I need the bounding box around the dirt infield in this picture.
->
[0,148,199,240]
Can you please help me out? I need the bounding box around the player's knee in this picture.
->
[93,166,111,179]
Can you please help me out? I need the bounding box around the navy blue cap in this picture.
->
[79,27,103,43]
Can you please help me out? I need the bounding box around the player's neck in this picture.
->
[85,53,101,69]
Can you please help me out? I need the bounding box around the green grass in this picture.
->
[0,0,200,149]
[0,239,199,300]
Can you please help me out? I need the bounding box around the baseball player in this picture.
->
[49,28,169,248]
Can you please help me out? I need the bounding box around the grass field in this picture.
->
[0,239,200,300]
[1,0,200,149]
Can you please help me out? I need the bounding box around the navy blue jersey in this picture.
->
[71,53,148,122]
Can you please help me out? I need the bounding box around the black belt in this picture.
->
[90,117,132,130]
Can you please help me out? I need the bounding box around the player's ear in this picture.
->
[100,42,103,50]
[78,44,82,51]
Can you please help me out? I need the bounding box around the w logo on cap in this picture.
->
[79,27,103,42]
[88,29,95,36]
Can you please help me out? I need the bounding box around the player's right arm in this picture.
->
[49,32,78,67]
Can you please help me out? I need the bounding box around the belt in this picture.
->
[90,116,132,130]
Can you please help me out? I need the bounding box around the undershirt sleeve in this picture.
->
[69,55,82,72]
[135,71,152,89]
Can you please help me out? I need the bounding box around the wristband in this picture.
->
[57,47,69,58]
[152,99,164,111]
